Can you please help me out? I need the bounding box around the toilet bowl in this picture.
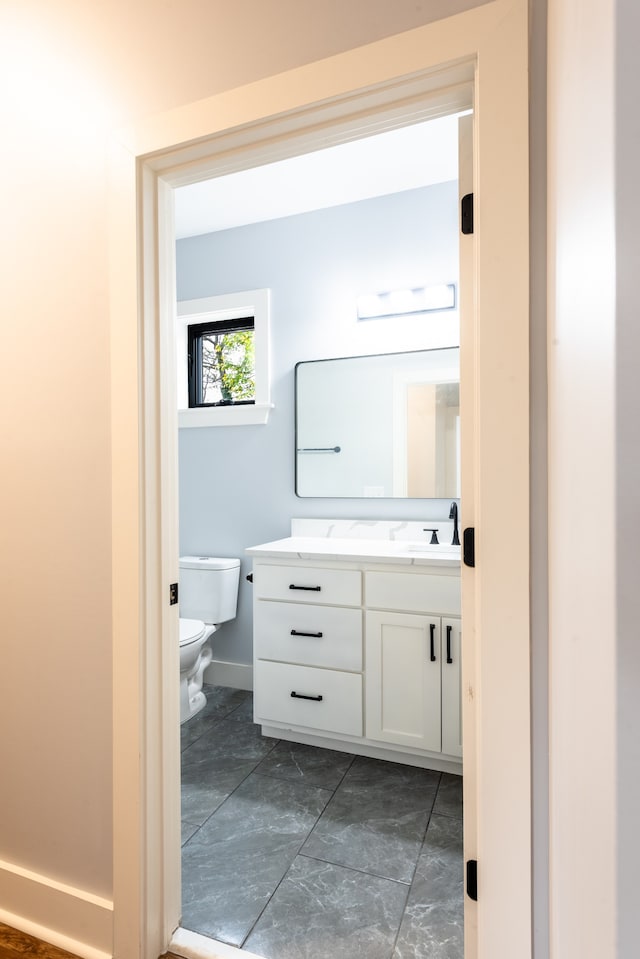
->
[179,617,215,721]
[178,556,240,723]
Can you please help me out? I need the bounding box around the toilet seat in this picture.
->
[179,617,206,648]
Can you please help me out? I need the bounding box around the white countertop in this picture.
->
[246,535,461,568]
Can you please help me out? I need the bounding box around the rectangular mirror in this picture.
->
[295,347,460,498]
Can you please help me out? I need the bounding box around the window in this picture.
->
[188,316,255,408]
[177,289,271,427]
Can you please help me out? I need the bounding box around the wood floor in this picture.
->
[0,926,181,959]
[0,925,78,959]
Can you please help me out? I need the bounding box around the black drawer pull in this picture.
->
[289,584,321,591]
[429,623,437,662]
[446,624,453,664]
[290,691,323,702]
[291,629,323,638]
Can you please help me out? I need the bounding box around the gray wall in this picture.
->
[616,4,640,952]
[177,181,459,666]
[529,0,549,954]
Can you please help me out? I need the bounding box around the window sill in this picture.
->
[178,403,274,428]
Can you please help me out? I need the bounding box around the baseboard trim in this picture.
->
[202,660,253,690]
[260,725,463,774]
[0,858,112,959]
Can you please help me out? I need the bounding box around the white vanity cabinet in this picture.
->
[249,539,462,772]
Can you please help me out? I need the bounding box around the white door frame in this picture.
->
[109,4,530,959]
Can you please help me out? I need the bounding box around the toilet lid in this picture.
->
[179,617,206,647]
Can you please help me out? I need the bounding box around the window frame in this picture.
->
[177,289,272,427]
[187,315,255,409]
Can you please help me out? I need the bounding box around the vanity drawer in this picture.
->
[254,564,362,606]
[254,660,363,736]
[254,601,362,671]
[365,570,461,615]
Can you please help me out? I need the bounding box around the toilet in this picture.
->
[178,555,241,724]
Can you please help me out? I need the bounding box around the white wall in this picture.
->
[177,183,459,668]
[547,0,627,956]
[0,1,491,949]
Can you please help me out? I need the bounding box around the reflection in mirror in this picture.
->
[295,347,460,499]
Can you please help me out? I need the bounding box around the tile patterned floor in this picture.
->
[181,685,463,959]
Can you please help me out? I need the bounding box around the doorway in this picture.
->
[109,10,530,959]
[174,114,463,957]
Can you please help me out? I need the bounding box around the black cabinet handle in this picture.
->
[446,624,453,664]
[290,691,323,702]
[291,629,323,638]
[429,623,437,662]
[289,584,321,591]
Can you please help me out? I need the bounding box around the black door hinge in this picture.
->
[463,527,475,568]
[169,582,179,605]
[466,859,478,901]
[461,193,474,234]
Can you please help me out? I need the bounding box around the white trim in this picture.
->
[177,289,271,427]
[202,659,253,690]
[179,404,273,428]
[110,6,530,959]
[170,927,264,959]
[0,858,113,959]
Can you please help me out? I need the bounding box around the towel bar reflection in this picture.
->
[297,446,341,453]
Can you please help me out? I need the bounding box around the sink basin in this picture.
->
[401,543,461,555]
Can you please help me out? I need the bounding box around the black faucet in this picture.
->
[449,501,460,546]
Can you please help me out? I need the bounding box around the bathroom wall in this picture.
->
[177,180,459,670]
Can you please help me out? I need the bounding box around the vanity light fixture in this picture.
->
[356,283,456,320]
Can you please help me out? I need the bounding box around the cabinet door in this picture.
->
[365,610,441,752]
[441,616,462,758]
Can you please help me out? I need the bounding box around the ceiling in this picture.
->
[174,113,461,239]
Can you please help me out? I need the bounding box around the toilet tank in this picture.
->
[179,556,241,624]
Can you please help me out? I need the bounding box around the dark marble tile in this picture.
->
[245,855,409,959]
[433,773,463,820]
[254,740,355,789]
[224,696,256,724]
[180,719,278,824]
[181,821,199,845]
[301,756,440,882]
[392,814,464,959]
[344,756,441,792]
[180,686,253,750]
[182,715,276,769]
[181,757,254,825]
[181,773,332,946]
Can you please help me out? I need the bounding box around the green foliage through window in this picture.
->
[188,316,255,407]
